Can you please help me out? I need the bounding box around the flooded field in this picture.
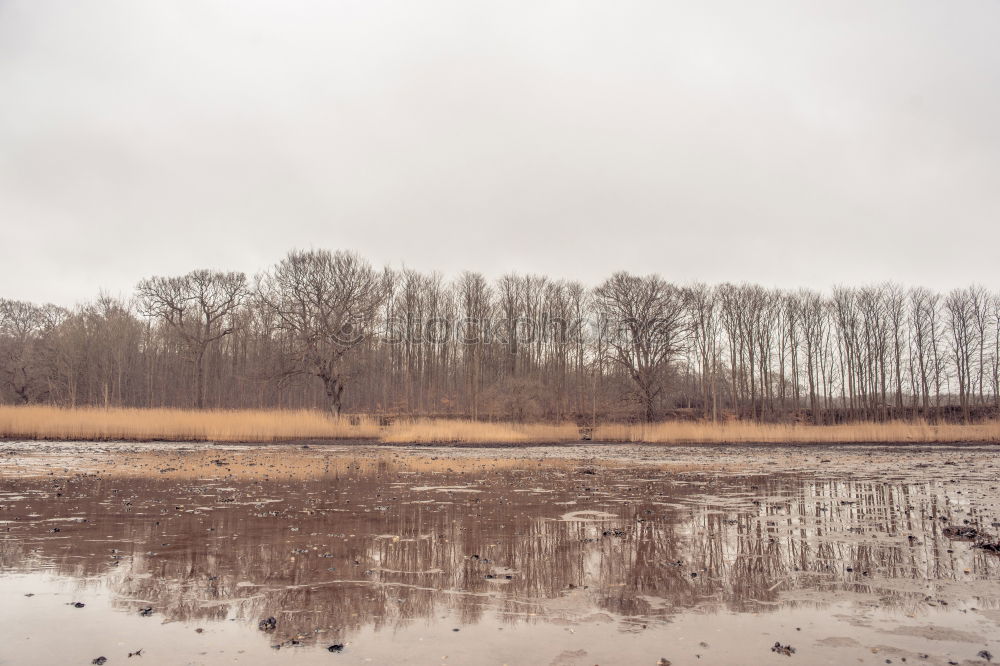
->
[2,442,1000,665]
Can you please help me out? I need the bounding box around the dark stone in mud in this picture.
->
[92,658,107,665]
[980,650,993,662]
[771,642,796,656]
[327,644,344,652]
[71,601,86,608]
[258,616,277,632]
[138,606,153,616]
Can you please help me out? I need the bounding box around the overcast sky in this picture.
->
[1,1,998,306]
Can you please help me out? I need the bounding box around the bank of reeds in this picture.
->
[380,418,580,444]
[1,406,998,444]
[0,406,381,442]
[592,420,1000,444]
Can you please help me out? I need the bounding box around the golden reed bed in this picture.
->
[1,406,998,444]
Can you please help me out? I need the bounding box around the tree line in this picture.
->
[2,248,998,423]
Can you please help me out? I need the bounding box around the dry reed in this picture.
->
[1,406,998,444]
[593,420,1000,444]
[381,418,579,444]
[0,406,381,442]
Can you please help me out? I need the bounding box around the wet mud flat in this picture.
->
[2,442,1000,665]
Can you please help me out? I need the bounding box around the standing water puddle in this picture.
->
[2,442,1000,665]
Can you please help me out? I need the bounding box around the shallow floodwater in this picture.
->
[2,442,1000,665]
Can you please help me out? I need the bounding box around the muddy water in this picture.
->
[2,442,1000,665]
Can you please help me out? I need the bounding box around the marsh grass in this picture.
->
[381,418,580,444]
[0,406,381,442]
[593,420,1000,443]
[1,405,998,444]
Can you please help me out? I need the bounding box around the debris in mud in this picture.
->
[771,642,796,656]
[92,658,107,665]
[657,659,671,666]
[258,616,277,632]
[70,601,86,608]
[977,540,1000,555]
[980,650,993,662]
[327,644,345,653]
[943,526,1000,554]
[138,606,153,617]
[943,526,980,540]
[128,649,143,658]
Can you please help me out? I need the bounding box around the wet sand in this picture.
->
[2,441,1000,665]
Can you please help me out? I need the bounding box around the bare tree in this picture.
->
[0,299,47,403]
[137,270,247,409]
[257,250,386,416]
[945,287,977,422]
[455,271,492,420]
[594,273,686,422]
[687,283,721,421]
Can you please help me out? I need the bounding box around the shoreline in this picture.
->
[3,405,999,446]
[4,436,1000,448]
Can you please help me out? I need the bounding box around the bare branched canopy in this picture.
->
[257,249,387,416]
[137,269,247,408]
[1,248,999,425]
[594,273,687,421]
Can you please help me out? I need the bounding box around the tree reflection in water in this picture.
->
[2,457,999,646]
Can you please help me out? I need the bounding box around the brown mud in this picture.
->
[2,441,1000,665]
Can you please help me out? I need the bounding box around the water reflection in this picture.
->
[2,458,999,646]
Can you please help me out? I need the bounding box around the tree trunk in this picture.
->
[195,348,207,409]
[322,374,345,417]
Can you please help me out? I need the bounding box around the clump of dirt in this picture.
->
[943,525,1000,555]
[771,642,796,656]
[978,540,1000,555]
[943,525,980,540]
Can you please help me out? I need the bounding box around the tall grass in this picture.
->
[593,420,1000,443]
[1,406,998,444]
[381,418,580,444]
[0,406,380,442]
